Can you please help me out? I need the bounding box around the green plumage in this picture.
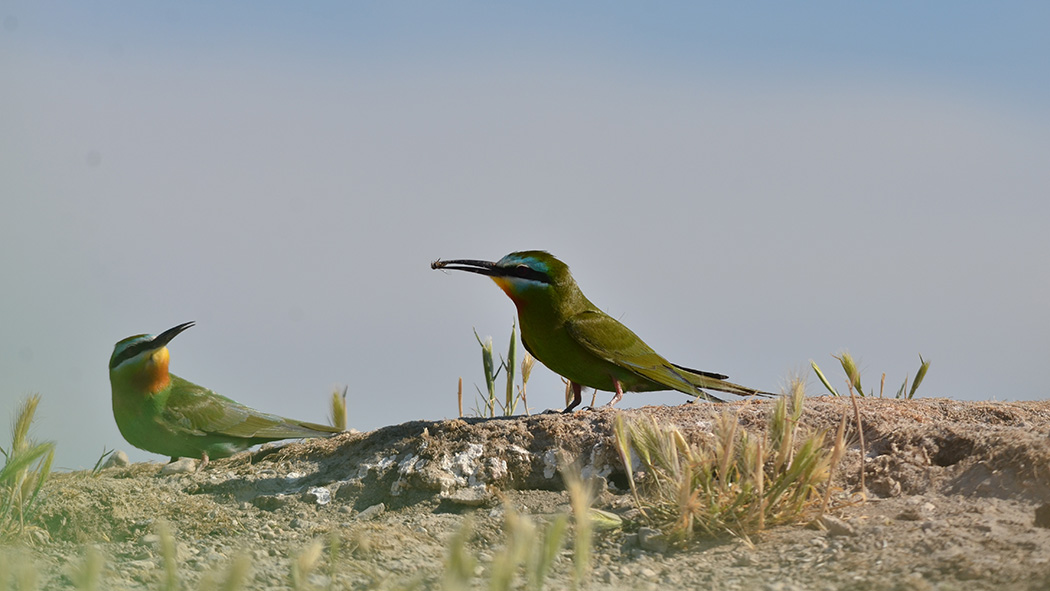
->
[433,251,774,411]
[109,322,340,464]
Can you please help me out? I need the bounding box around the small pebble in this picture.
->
[103,450,131,468]
[734,553,755,567]
[445,486,491,506]
[159,458,197,475]
[356,503,385,520]
[819,515,856,537]
[637,527,668,553]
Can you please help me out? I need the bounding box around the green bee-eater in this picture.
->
[109,321,341,468]
[433,251,775,412]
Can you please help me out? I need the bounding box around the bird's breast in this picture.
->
[134,350,172,394]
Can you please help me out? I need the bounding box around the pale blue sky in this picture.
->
[3,2,1048,469]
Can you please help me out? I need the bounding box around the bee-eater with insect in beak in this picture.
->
[432,251,775,412]
[109,322,342,468]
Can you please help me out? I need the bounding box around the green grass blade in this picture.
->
[505,320,518,416]
[329,386,348,431]
[23,447,54,522]
[90,449,115,477]
[474,329,496,417]
[0,442,54,485]
[895,375,908,399]
[909,355,930,399]
[810,361,840,396]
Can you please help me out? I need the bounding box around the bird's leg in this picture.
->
[196,451,210,473]
[605,379,625,408]
[563,381,583,413]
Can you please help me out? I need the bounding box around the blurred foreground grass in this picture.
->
[1,394,54,544]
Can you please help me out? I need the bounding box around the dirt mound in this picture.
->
[19,398,1050,590]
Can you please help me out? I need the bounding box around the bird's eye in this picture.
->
[516,264,530,271]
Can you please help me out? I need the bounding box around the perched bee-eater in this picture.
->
[433,251,774,412]
[109,322,341,468]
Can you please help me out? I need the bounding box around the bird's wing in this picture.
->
[564,309,704,394]
[162,377,337,440]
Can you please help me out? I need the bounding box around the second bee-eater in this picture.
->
[433,251,775,412]
[109,322,342,468]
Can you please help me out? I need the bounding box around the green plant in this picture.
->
[504,320,519,416]
[474,329,497,416]
[812,352,930,399]
[89,448,114,477]
[329,386,348,431]
[468,323,534,417]
[0,394,56,542]
[613,380,843,543]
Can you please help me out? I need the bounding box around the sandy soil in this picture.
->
[8,397,1050,590]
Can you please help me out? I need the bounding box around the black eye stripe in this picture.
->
[508,265,552,284]
[109,339,155,370]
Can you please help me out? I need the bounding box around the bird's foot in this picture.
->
[561,405,600,414]
[561,382,584,414]
[602,380,625,408]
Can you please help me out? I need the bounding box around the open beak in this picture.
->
[431,258,502,277]
[153,321,196,348]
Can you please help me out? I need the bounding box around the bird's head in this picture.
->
[431,250,572,307]
[109,321,195,394]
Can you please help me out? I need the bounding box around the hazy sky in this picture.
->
[3,3,1048,470]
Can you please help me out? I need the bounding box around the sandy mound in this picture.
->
[16,397,1050,590]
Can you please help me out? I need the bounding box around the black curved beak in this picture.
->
[153,321,196,348]
[431,258,501,277]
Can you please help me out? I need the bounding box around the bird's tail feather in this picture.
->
[672,363,776,400]
[671,363,729,381]
[296,420,344,435]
